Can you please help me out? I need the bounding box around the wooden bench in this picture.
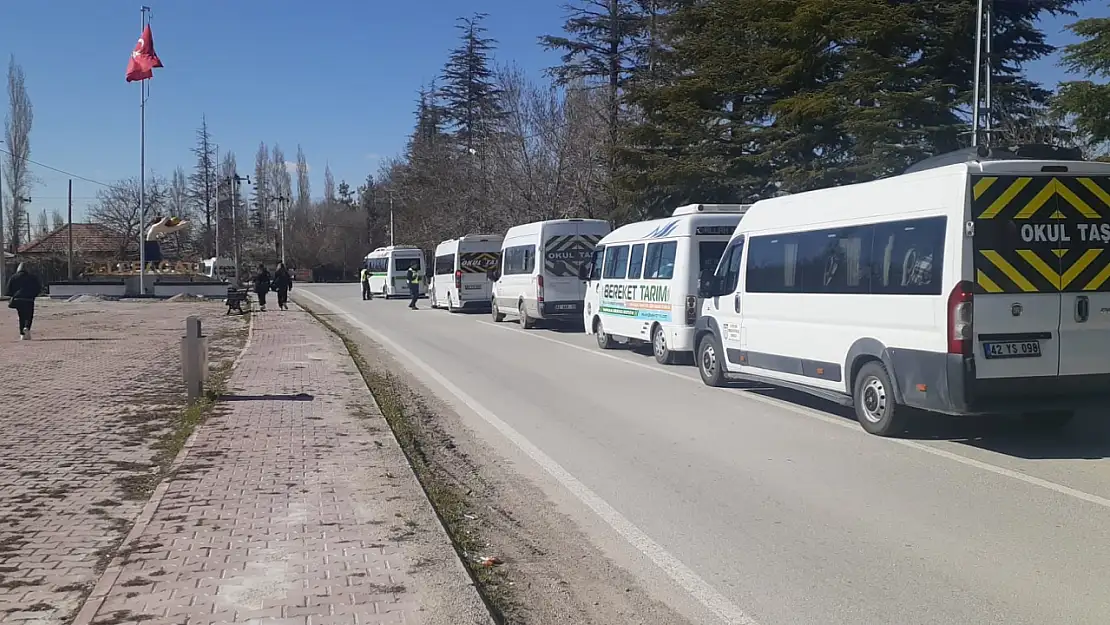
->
[225,288,250,315]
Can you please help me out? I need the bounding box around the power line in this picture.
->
[0,147,114,188]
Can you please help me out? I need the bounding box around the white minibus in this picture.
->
[490,218,611,328]
[429,234,503,312]
[364,245,427,298]
[582,204,749,364]
[693,147,1110,436]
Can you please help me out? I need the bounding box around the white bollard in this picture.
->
[181,316,209,403]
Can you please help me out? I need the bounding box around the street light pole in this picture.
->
[271,195,289,264]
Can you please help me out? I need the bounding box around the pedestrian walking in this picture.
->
[360,265,372,301]
[406,264,421,309]
[253,264,272,312]
[273,262,293,310]
[6,263,42,340]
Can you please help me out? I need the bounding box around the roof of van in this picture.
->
[365,245,423,257]
[504,218,610,236]
[738,159,1110,234]
[600,206,749,245]
[435,234,504,248]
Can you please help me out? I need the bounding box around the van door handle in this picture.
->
[1076,296,1090,323]
[734,292,741,313]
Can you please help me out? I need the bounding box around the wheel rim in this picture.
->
[700,343,717,377]
[653,328,666,358]
[860,377,888,424]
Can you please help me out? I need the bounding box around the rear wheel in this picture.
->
[429,287,439,309]
[696,334,725,387]
[1021,410,1074,432]
[491,299,505,322]
[853,362,910,436]
[652,324,676,365]
[519,301,536,329]
[595,317,615,349]
[447,294,458,313]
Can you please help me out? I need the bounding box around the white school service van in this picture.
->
[490,218,611,328]
[429,234,503,312]
[582,204,749,364]
[364,245,427,298]
[693,146,1110,436]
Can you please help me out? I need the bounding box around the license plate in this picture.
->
[464,284,481,290]
[555,304,575,311]
[982,341,1041,359]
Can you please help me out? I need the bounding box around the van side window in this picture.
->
[798,226,873,294]
[718,239,746,293]
[503,245,537,275]
[644,241,677,279]
[746,236,802,293]
[603,245,630,279]
[434,254,454,275]
[628,244,645,279]
[872,217,946,295]
[589,247,604,280]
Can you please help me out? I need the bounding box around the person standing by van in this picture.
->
[6,263,42,340]
[360,266,372,300]
[406,264,421,309]
[253,264,272,312]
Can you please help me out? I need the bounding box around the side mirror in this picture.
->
[577,263,592,280]
[697,272,720,298]
[487,269,500,282]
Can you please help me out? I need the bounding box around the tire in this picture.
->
[519,301,536,329]
[491,299,505,322]
[652,324,676,365]
[429,288,439,309]
[853,362,910,436]
[1021,410,1074,432]
[594,317,615,349]
[696,334,726,387]
[448,294,458,313]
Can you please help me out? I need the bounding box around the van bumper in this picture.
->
[539,300,583,319]
[891,349,1110,415]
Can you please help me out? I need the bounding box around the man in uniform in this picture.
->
[406,264,421,309]
[360,266,372,300]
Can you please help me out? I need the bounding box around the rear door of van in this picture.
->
[971,171,1110,380]
[542,222,608,313]
[457,243,500,303]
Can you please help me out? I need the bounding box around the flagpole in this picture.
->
[138,6,149,295]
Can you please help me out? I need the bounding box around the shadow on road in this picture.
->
[218,393,315,402]
[36,337,120,341]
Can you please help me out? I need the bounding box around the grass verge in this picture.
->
[301,302,510,625]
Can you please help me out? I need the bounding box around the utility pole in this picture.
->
[227,173,250,284]
[389,192,395,246]
[0,157,6,290]
[271,195,289,264]
[213,143,219,260]
[67,180,74,280]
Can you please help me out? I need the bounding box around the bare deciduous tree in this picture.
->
[51,209,65,231]
[88,176,167,258]
[4,55,33,253]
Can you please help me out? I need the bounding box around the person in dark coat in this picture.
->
[253,264,272,312]
[6,263,42,340]
[272,262,293,310]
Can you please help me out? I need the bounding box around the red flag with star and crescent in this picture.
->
[125,24,163,82]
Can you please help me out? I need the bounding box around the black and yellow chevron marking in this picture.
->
[972,175,1110,294]
[973,175,1108,221]
[458,252,499,273]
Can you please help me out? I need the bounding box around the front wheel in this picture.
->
[519,302,536,329]
[595,317,615,349]
[696,334,725,387]
[491,299,505,322]
[652,324,676,365]
[853,362,910,436]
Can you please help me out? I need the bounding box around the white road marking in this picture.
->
[298,290,759,625]
[475,319,1110,511]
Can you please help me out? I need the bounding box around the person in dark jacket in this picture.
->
[6,263,42,340]
[406,264,422,309]
[272,262,293,310]
[253,264,272,312]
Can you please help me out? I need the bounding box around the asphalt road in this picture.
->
[300,284,1110,625]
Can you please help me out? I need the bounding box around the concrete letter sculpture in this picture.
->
[143,216,189,264]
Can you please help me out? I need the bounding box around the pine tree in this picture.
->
[251,142,270,230]
[295,145,311,211]
[187,116,217,256]
[439,13,503,152]
[337,180,354,207]
[1054,17,1110,146]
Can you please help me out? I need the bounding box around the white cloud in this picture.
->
[284,161,310,173]
[364,153,383,161]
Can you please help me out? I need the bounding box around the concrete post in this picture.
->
[181,316,209,403]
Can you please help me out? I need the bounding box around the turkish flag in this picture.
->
[125,24,163,82]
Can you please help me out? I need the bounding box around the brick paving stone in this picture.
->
[0,299,246,625]
[86,305,486,625]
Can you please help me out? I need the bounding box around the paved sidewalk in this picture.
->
[83,305,491,625]
[0,299,246,625]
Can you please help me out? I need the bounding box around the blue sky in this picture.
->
[0,0,1104,222]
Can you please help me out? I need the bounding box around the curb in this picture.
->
[71,311,256,625]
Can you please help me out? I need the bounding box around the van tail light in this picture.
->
[454,269,462,290]
[947,280,974,355]
[685,295,697,325]
[536,275,544,303]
